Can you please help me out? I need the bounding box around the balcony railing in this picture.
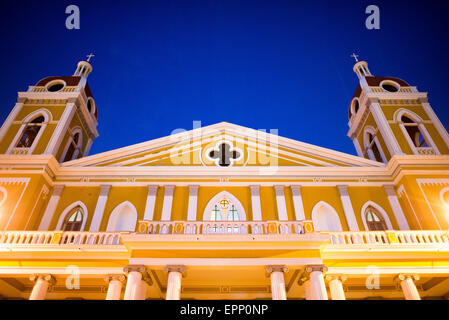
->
[1,228,449,248]
[329,230,449,245]
[0,231,122,246]
[138,220,308,235]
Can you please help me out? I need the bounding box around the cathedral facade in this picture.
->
[0,57,448,300]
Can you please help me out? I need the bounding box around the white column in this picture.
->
[83,138,93,157]
[161,185,175,221]
[266,265,288,300]
[164,265,186,300]
[290,185,305,221]
[44,101,77,156]
[134,282,148,300]
[38,185,65,230]
[123,265,152,300]
[370,102,403,156]
[0,98,25,144]
[337,185,359,231]
[384,185,410,230]
[396,274,421,300]
[250,185,262,221]
[105,274,126,300]
[306,265,328,300]
[89,185,111,231]
[420,98,449,149]
[352,137,364,158]
[187,186,199,221]
[274,185,288,221]
[29,274,55,300]
[143,185,158,221]
[326,275,347,300]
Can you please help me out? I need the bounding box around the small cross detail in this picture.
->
[350,53,359,62]
[209,142,241,167]
[86,53,95,62]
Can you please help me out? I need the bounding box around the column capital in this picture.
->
[104,274,126,283]
[383,184,397,196]
[394,274,420,283]
[305,264,328,274]
[148,185,159,193]
[164,185,175,194]
[188,185,199,195]
[164,265,187,277]
[290,185,301,194]
[30,274,56,286]
[250,185,260,191]
[52,185,65,197]
[265,265,288,276]
[274,185,285,192]
[123,264,153,286]
[99,184,111,196]
[336,185,349,196]
[325,274,347,283]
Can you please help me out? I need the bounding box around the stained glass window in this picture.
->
[366,207,387,231]
[62,207,84,231]
[210,199,239,222]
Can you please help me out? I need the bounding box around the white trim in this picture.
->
[187,185,199,221]
[397,184,422,230]
[106,201,138,232]
[202,191,247,221]
[55,200,89,231]
[64,122,383,168]
[45,79,67,92]
[363,126,387,163]
[395,109,440,155]
[160,185,175,221]
[0,186,7,208]
[360,201,393,231]
[0,101,24,145]
[311,201,343,232]
[421,100,449,149]
[143,185,158,221]
[89,185,111,231]
[290,185,305,221]
[250,185,262,221]
[59,127,83,162]
[274,185,288,221]
[7,109,51,155]
[44,102,76,156]
[370,102,403,156]
[379,80,400,93]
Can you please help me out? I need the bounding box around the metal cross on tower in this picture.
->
[350,53,359,62]
[86,53,95,62]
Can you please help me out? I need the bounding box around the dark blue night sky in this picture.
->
[1,0,449,156]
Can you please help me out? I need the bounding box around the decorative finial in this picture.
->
[86,53,95,62]
[350,53,359,62]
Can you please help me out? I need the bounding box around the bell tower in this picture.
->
[347,54,449,163]
[0,55,99,162]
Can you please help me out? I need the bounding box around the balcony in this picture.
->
[0,225,448,249]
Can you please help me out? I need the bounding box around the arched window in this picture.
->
[16,116,44,148]
[61,131,83,162]
[210,199,240,222]
[401,115,429,148]
[62,206,84,231]
[311,202,343,232]
[365,206,387,231]
[363,128,386,163]
[107,201,138,232]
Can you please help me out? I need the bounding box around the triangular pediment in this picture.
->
[63,122,383,168]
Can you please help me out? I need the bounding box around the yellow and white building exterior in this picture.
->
[0,58,448,300]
